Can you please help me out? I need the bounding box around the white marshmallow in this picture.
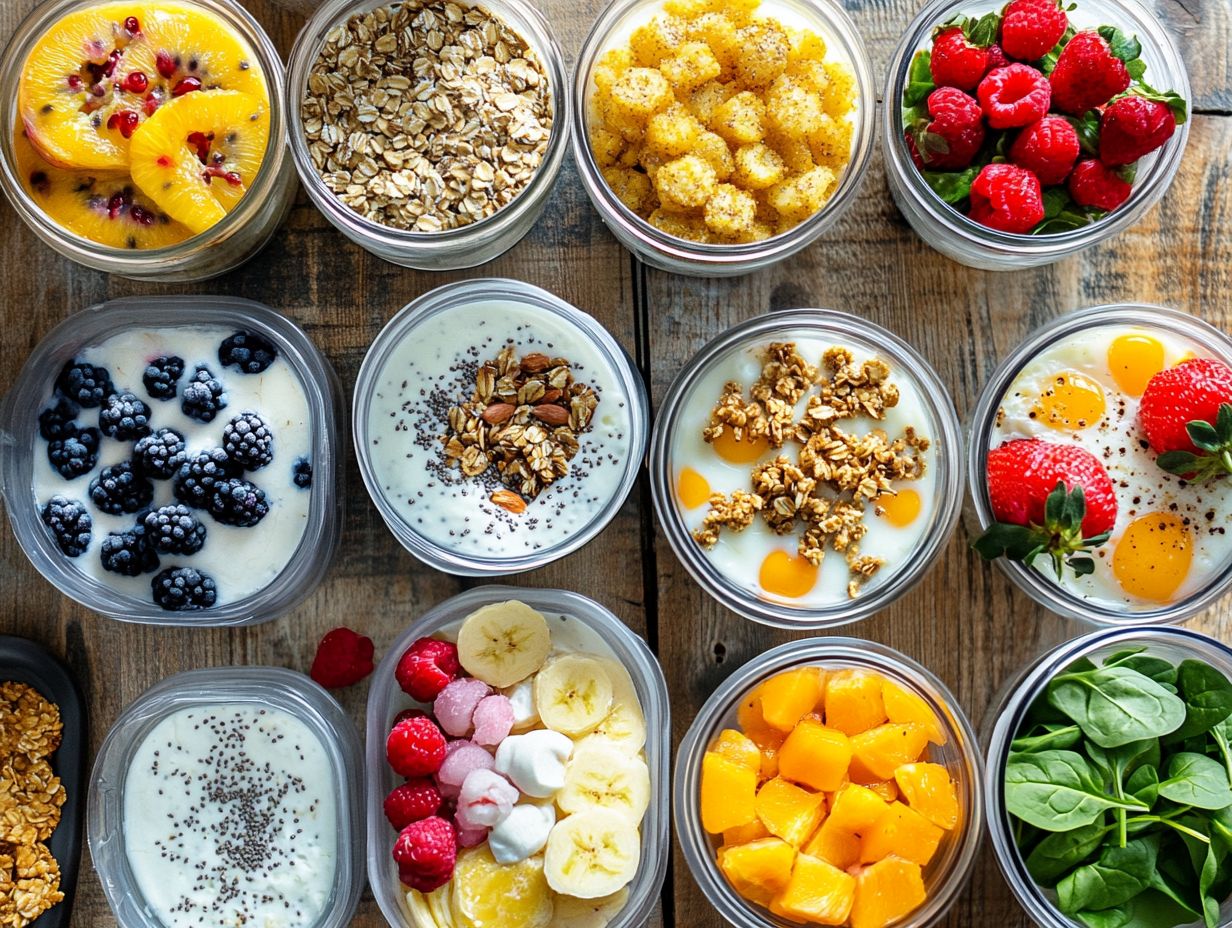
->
[488,803,557,864]
[494,730,573,798]
[502,679,540,732]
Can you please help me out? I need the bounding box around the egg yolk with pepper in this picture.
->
[1112,513,1193,602]
[759,550,818,598]
[1031,371,1106,431]
[1107,333,1166,396]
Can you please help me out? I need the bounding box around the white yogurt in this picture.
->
[123,704,337,928]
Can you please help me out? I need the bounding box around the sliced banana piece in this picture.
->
[405,889,440,928]
[578,659,647,755]
[553,888,631,928]
[558,740,651,824]
[535,655,614,737]
[426,886,456,928]
[457,601,552,688]
[544,809,642,899]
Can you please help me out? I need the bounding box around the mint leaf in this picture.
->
[965,11,1001,47]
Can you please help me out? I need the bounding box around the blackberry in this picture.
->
[88,461,154,515]
[38,397,81,441]
[222,411,273,470]
[151,566,217,611]
[218,331,277,374]
[99,526,159,576]
[173,448,239,508]
[143,355,184,401]
[47,427,101,479]
[133,428,187,479]
[208,477,269,527]
[143,504,207,555]
[292,458,313,489]
[56,360,113,407]
[181,365,228,422]
[98,390,152,440]
[40,496,92,557]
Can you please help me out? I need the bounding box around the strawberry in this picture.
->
[1098,95,1179,167]
[393,816,457,892]
[395,637,461,702]
[1000,0,1068,62]
[1068,158,1132,211]
[387,713,447,778]
[1048,30,1132,116]
[309,627,375,689]
[930,25,991,91]
[909,87,986,170]
[384,778,444,830]
[1139,359,1232,482]
[973,438,1117,577]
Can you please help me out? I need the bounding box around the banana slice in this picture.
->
[535,655,614,737]
[578,659,646,755]
[457,601,552,688]
[426,886,457,928]
[405,889,441,928]
[558,740,651,824]
[553,888,631,928]
[452,846,553,928]
[544,809,642,899]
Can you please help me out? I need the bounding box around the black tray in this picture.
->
[0,636,86,928]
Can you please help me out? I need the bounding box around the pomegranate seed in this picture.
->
[124,15,140,33]
[202,165,243,186]
[130,204,155,225]
[171,77,201,97]
[155,51,176,79]
[123,71,148,93]
[107,192,125,219]
[107,110,140,139]
[103,49,122,78]
[187,130,213,163]
[67,74,83,91]
[142,93,160,116]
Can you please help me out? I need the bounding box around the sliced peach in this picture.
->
[859,801,943,866]
[804,816,861,871]
[770,854,856,926]
[718,837,797,906]
[824,669,888,736]
[755,776,825,847]
[850,723,929,781]
[778,719,851,792]
[894,762,959,830]
[850,857,927,928]
[701,751,758,834]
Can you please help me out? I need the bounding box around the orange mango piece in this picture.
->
[713,728,762,772]
[759,668,825,733]
[827,784,890,835]
[701,751,758,834]
[866,780,898,802]
[860,801,944,866]
[718,837,797,906]
[804,816,862,871]
[824,670,888,736]
[850,857,927,928]
[894,762,959,830]
[882,678,947,745]
[755,776,826,847]
[778,719,851,792]
[748,725,786,780]
[771,854,856,926]
[850,723,929,781]
[738,681,770,732]
[724,819,772,846]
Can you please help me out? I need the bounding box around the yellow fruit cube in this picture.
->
[693,130,735,180]
[654,154,718,209]
[688,80,737,125]
[766,166,836,223]
[769,135,815,174]
[789,58,831,95]
[866,779,899,803]
[701,751,759,834]
[718,837,797,906]
[629,14,685,68]
[758,668,824,732]
[809,113,854,168]
[733,21,790,88]
[850,723,929,781]
[882,679,947,745]
[821,61,857,118]
[804,816,862,870]
[728,219,776,243]
[765,74,825,143]
[755,776,826,847]
[860,802,944,866]
[737,682,770,732]
[748,725,786,780]
[778,719,852,792]
[686,13,741,73]
[703,183,756,238]
[709,91,767,146]
[824,670,888,737]
[590,127,625,167]
[660,41,722,92]
[712,728,762,772]
[610,67,675,119]
[732,144,786,190]
[648,208,711,242]
[593,47,632,94]
[645,104,704,159]
[850,857,927,928]
[601,166,653,214]
[894,762,959,830]
[788,28,828,65]
[724,819,772,846]
[827,784,890,835]
[771,854,856,926]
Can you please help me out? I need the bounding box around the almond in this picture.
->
[520,352,550,373]
[490,489,527,514]
[531,404,569,426]
[481,402,515,424]
[538,388,563,404]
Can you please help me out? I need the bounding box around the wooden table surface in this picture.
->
[2,0,1230,924]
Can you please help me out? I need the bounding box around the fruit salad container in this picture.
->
[967,303,1232,626]
[0,295,343,626]
[88,666,365,928]
[571,0,877,277]
[882,0,1190,270]
[676,638,985,928]
[365,586,670,928]
[0,0,296,281]
[984,625,1232,928]
[650,309,963,628]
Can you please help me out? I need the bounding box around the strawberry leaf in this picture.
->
[1189,420,1223,453]
[1032,189,1103,234]
[1040,26,1076,74]
[1155,404,1232,482]
[1127,83,1190,124]
[965,11,1001,48]
[973,481,1112,579]
[1097,25,1143,65]
[1127,57,1147,81]
[1065,112,1102,156]
[923,166,979,204]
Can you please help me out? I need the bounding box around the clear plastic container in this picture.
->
[675,637,986,928]
[966,303,1232,626]
[571,0,877,277]
[983,625,1232,928]
[0,295,344,626]
[353,278,649,576]
[365,585,670,928]
[87,666,365,928]
[649,309,963,629]
[882,0,1190,270]
[0,0,296,282]
[284,0,571,271]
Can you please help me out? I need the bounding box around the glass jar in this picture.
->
[882,0,1190,271]
[650,309,963,628]
[0,0,296,282]
[675,637,986,928]
[571,0,877,277]
[284,0,570,271]
[966,303,1232,626]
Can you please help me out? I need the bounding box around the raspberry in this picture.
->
[1068,158,1132,211]
[100,526,160,576]
[929,26,989,91]
[208,477,270,527]
[392,817,457,892]
[133,428,187,479]
[88,461,154,515]
[41,496,91,557]
[56,360,112,407]
[151,566,217,611]
[1049,31,1130,116]
[395,638,461,703]
[143,504,207,555]
[999,0,1068,61]
[985,43,1010,71]
[309,627,375,689]
[968,163,1045,233]
[142,355,184,401]
[181,365,228,423]
[218,331,278,374]
[1009,115,1079,185]
[222,411,274,470]
[1099,95,1177,167]
[38,397,80,441]
[48,427,100,479]
[977,63,1051,129]
[387,714,447,778]
[384,778,444,830]
[911,87,986,170]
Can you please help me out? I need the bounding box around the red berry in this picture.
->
[129,204,155,225]
[172,76,202,97]
[930,26,989,91]
[1009,115,1079,185]
[123,70,148,94]
[1049,31,1131,116]
[1000,0,1068,62]
[1099,95,1177,167]
[309,626,375,689]
[911,87,986,170]
[968,163,1045,233]
[67,74,83,92]
[395,638,461,703]
[393,816,457,893]
[1068,158,1132,211]
[142,93,161,116]
[905,132,926,170]
[123,15,140,33]
[384,778,444,830]
[155,51,177,79]
[1140,360,1232,455]
[977,63,1051,129]
[387,714,447,778]
[985,43,1010,72]
[106,110,140,139]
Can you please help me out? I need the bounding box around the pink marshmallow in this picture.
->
[455,769,518,831]
[471,695,515,747]
[434,678,492,738]
[435,742,495,799]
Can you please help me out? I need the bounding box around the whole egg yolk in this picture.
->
[677,467,711,509]
[711,428,770,464]
[1112,513,1193,603]
[1031,371,1106,431]
[759,550,818,599]
[879,488,922,527]
[1107,333,1166,396]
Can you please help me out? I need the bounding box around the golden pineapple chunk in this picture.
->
[609,67,675,119]
[765,74,825,142]
[660,41,722,92]
[654,154,718,209]
[688,80,737,125]
[710,91,766,145]
[648,208,712,242]
[821,61,857,118]
[693,130,735,180]
[788,28,828,65]
[789,58,831,95]
[704,183,757,237]
[593,47,632,95]
[733,21,789,88]
[686,13,741,75]
[770,135,816,174]
[809,114,854,169]
[733,143,786,190]
[645,104,705,159]
[590,127,625,167]
[629,14,685,68]
[767,166,836,223]
[602,166,654,213]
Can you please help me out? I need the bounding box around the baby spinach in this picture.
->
[1027,822,1108,883]
[1012,723,1083,753]
[1157,753,1232,810]
[1169,660,1232,741]
[1006,750,1148,831]
[1057,836,1159,914]
[1048,665,1186,748]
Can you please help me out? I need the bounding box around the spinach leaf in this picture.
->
[1128,764,1160,808]
[1057,835,1158,914]
[922,167,979,205]
[1200,841,1220,928]
[1012,724,1083,754]
[1146,865,1203,921]
[1210,806,1232,851]
[1211,718,1232,786]
[1157,753,1232,810]
[1077,889,1209,928]
[1026,822,1108,883]
[904,49,934,107]
[1104,649,1180,688]
[1169,660,1232,741]
[1048,665,1186,747]
[1006,750,1148,831]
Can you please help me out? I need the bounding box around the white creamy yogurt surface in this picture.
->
[123,704,338,928]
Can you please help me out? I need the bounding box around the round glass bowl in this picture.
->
[571,0,877,277]
[0,296,344,626]
[0,0,295,282]
[967,303,1232,626]
[676,638,985,928]
[882,0,1190,271]
[87,666,365,928]
[650,309,963,629]
[285,0,570,271]
[353,278,648,576]
[365,585,670,928]
[984,625,1232,928]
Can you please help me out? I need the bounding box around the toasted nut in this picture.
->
[490,489,527,514]
[481,403,516,424]
[520,352,551,373]
[538,388,563,404]
[531,405,570,426]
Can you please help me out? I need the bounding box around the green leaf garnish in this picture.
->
[1155,402,1232,483]
[973,480,1112,578]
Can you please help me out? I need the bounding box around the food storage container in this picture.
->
[365,585,670,928]
[882,0,1189,270]
[571,0,877,277]
[966,303,1232,626]
[0,0,296,282]
[87,666,365,928]
[285,0,570,270]
[676,637,985,928]
[650,309,963,628]
[0,295,343,626]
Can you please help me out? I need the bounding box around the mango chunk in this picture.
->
[718,837,797,906]
[866,780,898,803]
[882,679,947,745]
[770,854,856,926]
[748,725,786,780]
[804,816,861,870]
[755,776,825,847]
[850,857,927,928]
[778,719,851,792]
[724,819,772,846]
[859,801,943,866]
[827,784,890,835]
[712,728,762,772]
[701,751,758,834]
[894,762,959,831]
[850,723,928,781]
[759,668,825,732]
[824,670,888,736]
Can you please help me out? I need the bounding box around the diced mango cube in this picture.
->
[824,670,888,736]
[709,91,767,146]
[850,723,929,781]
[766,166,835,223]
[778,719,851,792]
[765,74,825,143]
[827,784,890,835]
[701,751,758,834]
[718,837,797,906]
[771,854,856,926]
[755,777,825,847]
[732,144,785,190]
[850,857,927,928]
[712,728,762,772]
[894,762,959,830]
[610,67,675,119]
[758,668,824,733]
[629,14,685,68]
[882,679,947,746]
[724,819,772,847]
[645,104,704,159]
[804,816,861,870]
[601,167,653,213]
[866,780,899,803]
[660,41,722,91]
[704,183,756,238]
[748,725,786,780]
[733,21,789,88]
[647,208,711,242]
[860,802,943,866]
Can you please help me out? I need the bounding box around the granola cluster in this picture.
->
[694,343,930,598]
[442,345,599,510]
[0,682,65,928]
